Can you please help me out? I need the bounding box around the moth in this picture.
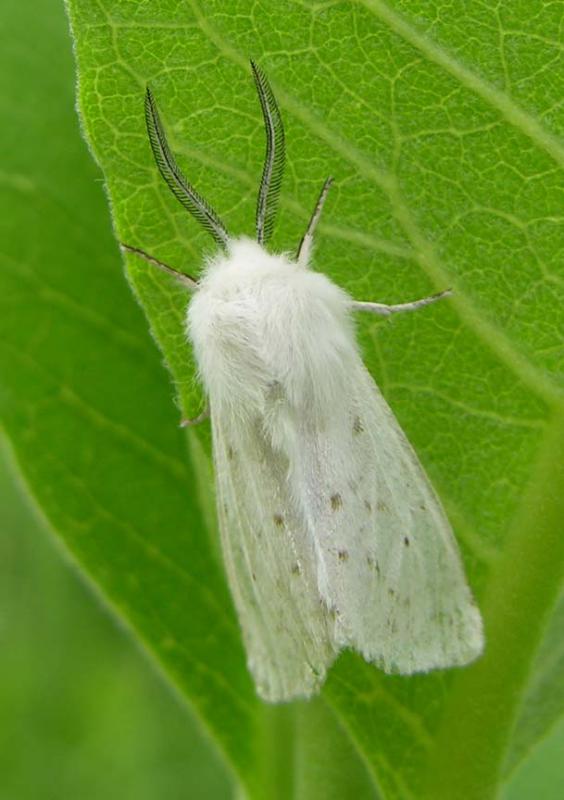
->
[123,62,484,702]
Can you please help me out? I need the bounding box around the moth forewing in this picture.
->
[291,359,484,674]
[213,410,337,701]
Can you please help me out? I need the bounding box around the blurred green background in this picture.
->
[0,442,231,800]
[1,440,563,799]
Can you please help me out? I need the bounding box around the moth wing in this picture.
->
[212,411,337,702]
[294,361,484,674]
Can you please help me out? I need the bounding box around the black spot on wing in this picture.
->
[353,416,364,434]
[331,493,343,511]
[366,555,381,577]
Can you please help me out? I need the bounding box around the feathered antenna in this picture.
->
[251,61,286,246]
[145,86,230,250]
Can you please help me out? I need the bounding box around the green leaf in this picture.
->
[504,592,564,775]
[503,715,564,800]
[3,0,564,798]
[0,0,259,794]
[0,446,232,800]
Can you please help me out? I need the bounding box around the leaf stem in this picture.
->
[253,699,379,800]
[293,698,379,800]
[256,704,296,800]
[422,409,564,800]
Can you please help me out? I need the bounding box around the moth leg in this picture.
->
[350,288,452,317]
[296,177,333,267]
[180,405,210,428]
[121,243,198,290]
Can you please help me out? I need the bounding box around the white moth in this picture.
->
[123,62,484,703]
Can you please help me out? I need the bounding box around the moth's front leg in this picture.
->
[180,405,210,427]
[350,288,452,317]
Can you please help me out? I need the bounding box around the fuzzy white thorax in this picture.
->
[187,237,358,423]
